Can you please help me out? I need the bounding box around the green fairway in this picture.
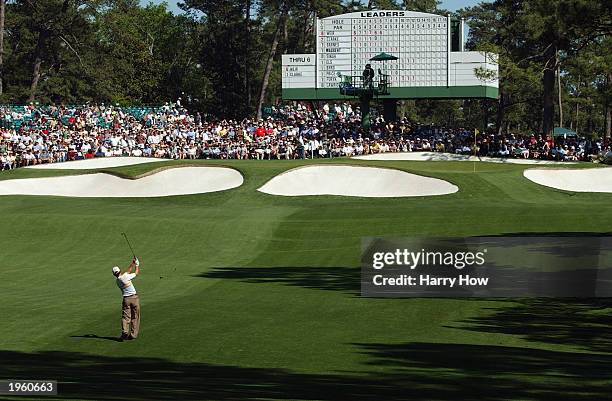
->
[1,159,611,401]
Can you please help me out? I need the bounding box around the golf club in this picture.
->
[121,232,137,259]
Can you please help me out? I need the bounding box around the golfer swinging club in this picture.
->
[112,257,141,341]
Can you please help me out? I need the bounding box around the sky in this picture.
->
[141,0,485,14]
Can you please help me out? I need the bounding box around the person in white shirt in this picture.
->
[112,257,141,341]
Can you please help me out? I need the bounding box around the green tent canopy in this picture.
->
[553,127,577,137]
[369,52,398,61]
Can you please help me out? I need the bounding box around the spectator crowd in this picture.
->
[1,101,610,171]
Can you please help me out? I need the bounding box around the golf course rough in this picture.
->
[0,166,244,197]
[258,165,459,197]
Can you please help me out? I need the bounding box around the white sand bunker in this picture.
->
[258,165,458,197]
[524,167,612,193]
[26,157,164,170]
[0,167,243,197]
[354,152,574,165]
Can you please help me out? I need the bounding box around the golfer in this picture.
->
[112,257,141,341]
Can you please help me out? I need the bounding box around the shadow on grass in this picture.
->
[450,298,612,354]
[70,334,122,342]
[490,232,612,237]
[197,266,360,294]
[1,344,610,400]
[353,342,612,401]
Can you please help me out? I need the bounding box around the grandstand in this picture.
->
[0,105,162,129]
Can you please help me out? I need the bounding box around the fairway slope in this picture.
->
[354,152,575,164]
[0,166,243,197]
[524,167,612,193]
[26,156,164,170]
[258,165,458,197]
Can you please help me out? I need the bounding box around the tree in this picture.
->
[565,37,612,137]
[508,0,612,136]
[182,0,264,117]
[461,1,543,135]
[1,0,103,103]
[93,3,204,104]
[461,0,611,136]
[256,3,288,119]
[367,0,400,10]
[403,0,439,13]
[16,1,91,102]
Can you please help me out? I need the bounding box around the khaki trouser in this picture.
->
[121,295,140,338]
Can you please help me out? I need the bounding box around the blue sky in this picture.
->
[141,1,485,14]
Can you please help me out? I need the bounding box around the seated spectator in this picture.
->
[0,102,602,174]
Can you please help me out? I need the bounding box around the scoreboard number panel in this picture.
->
[316,11,450,89]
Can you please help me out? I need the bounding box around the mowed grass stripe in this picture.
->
[1,159,611,400]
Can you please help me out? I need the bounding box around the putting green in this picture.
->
[0,158,611,400]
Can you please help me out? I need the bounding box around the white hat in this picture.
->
[112,266,120,274]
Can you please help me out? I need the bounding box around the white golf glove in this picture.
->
[134,257,140,267]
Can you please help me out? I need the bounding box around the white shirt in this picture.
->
[116,272,137,297]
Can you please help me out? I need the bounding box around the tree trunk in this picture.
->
[575,102,579,135]
[256,9,287,120]
[606,106,611,140]
[482,99,489,133]
[495,92,504,135]
[606,72,612,139]
[542,50,556,137]
[305,11,315,52]
[244,0,251,113]
[28,59,43,103]
[283,14,288,43]
[28,30,48,103]
[557,53,563,128]
[296,12,309,53]
[573,74,580,135]
[0,0,5,96]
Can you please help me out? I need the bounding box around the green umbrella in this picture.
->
[553,127,577,137]
[369,52,398,61]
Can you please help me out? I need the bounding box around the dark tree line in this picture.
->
[0,0,609,136]
[462,0,611,137]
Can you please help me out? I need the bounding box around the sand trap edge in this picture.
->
[523,166,612,193]
[257,164,459,198]
[0,165,245,198]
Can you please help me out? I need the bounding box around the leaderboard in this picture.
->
[316,11,449,89]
